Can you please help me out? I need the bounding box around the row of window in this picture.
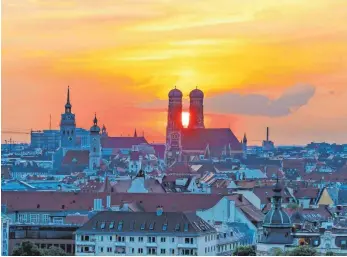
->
[205,246,216,253]
[205,234,216,242]
[84,235,181,243]
[17,214,63,224]
[97,247,176,255]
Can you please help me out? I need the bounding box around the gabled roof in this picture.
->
[62,150,89,166]
[181,128,242,152]
[101,137,148,149]
[77,211,215,234]
[227,194,265,223]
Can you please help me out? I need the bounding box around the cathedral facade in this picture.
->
[165,88,245,166]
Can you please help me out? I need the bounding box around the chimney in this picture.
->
[266,127,269,141]
[156,205,163,216]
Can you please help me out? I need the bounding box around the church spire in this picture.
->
[65,86,72,113]
[243,133,248,144]
[93,113,98,125]
[134,128,137,137]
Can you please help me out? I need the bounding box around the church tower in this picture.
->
[165,87,183,166]
[257,178,293,254]
[242,133,248,159]
[60,86,76,149]
[89,113,101,171]
[188,88,205,129]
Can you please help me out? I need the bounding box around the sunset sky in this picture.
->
[2,0,347,145]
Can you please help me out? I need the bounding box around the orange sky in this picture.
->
[2,0,347,145]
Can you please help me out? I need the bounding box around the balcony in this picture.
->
[177,243,198,249]
[115,241,126,247]
[76,251,95,256]
[146,242,158,248]
[76,240,96,246]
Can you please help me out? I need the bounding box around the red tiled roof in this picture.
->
[101,137,148,149]
[65,215,89,225]
[2,191,224,213]
[181,128,242,152]
[130,151,141,161]
[62,150,89,166]
[265,165,284,179]
[150,144,166,159]
[253,185,292,204]
[294,188,320,199]
[166,162,194,175]
[113,179,166,193]
[2,191,105,212]
[227,194,265,223]
[301,171,347,182]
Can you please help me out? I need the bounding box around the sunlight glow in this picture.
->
[182,112,190,128]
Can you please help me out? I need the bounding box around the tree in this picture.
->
[326,251,335,256]
[285,246,317,256]
[271,248,285,256]
[12,241,42,256]
[41,246,67,256]
[233,246,256,256]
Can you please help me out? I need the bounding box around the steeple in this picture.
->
[65,86,72,113]
[243,133,248,145]
[93,113,98,126]
[134,128,137,137]
[90,113,100,133]
[204,144,211,159]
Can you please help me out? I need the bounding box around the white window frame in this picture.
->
[53,217,64,224]
[18,214,28,223]
[42,214,50,223]
[30,214,39,223]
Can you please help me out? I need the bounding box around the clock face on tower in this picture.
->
[68,137,73,141]
[171,133,179,140]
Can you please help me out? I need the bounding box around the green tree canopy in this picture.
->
[285,246,317,256]
[41,246,67,256]
[326,251,335,256]
[233,245,256,256]
[12,241,42,256]
[12,241,67,256]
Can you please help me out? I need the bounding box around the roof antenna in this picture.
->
[49,114,52,130]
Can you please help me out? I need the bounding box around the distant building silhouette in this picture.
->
[165,88,243,166]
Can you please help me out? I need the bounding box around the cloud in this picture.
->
[206,84,315,116]
[139,84,316,117]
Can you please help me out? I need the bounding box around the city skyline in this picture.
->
[2,0,347,145]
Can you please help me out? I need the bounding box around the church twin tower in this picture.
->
[165,87,205,165]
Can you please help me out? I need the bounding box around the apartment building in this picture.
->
[75,209,217,256]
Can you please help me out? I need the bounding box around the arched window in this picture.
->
[94,147,96,152]
[71,130,74,135]
[67,130,70,136]
[63,130,65,135]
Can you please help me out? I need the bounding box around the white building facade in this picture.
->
[75,210,217,256]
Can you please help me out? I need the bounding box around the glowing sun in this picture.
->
[182,112,190,128]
